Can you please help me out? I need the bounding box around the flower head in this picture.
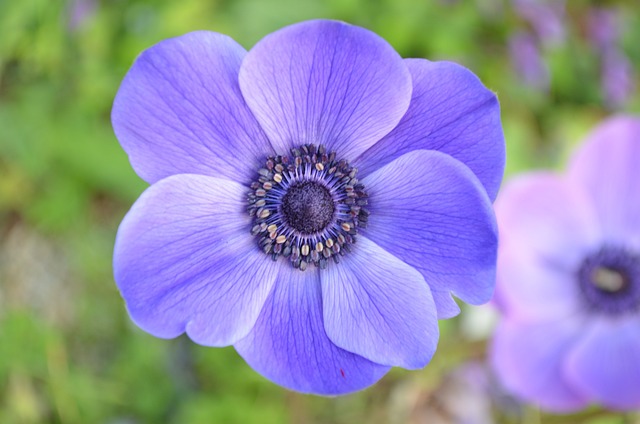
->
[112,20,504,395]
[491,116,640,411]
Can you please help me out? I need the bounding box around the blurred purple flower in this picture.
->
[67,0,96,31]
[111,20,504,395]
[513,0,566,46]
[491,116,640,411]
[601,50,635,109]
[588,7,635,108]
[509,31,550,90]
[587,7,620,51]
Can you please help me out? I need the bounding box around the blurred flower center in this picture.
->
[578,246,640,315]
[591,267,628,293]
[247,144,369,271]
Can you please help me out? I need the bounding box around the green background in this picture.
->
[1,0,639,422]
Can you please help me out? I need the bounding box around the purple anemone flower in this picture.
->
[112,20,504,395]
[491,116,640,411]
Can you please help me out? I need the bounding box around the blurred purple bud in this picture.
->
[602,50,635,109]
[509,31,550,91]
[587,7,620,50]
[513,0,566,46]
[68,0,97,31]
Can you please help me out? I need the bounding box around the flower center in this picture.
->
[247,144,369,271]
[577,246,640,315]
[591,267,628,293]
[281,181,335,234]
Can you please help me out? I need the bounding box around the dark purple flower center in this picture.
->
[247,144,369,271]
[577,246,640,316]
[281,181,335,234]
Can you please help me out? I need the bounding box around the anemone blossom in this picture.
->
[112,20,504,395]
[492,116,640,411]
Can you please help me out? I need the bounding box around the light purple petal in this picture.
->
[355,59,505,201]
[361,150,498,312]
[490,319,588,412]
[565,318,640,410]
[568,116,640,248]
[239,20,412,160]
[113,174,278,346]
[494,173,600,321]
[496,172,601,266]
[234,266,390,395]
[321,236,438,369]
[496,245,582,322]
[112,31,271,185]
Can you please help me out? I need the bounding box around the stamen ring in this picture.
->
[247,144,369,270]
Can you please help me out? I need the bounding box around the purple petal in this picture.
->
[355,59,505,201]
[495,173,601,320]
[490,319,588,412]
[496,245,582,322]
[234,266,390,395]
[112,32,271,185]
[239,20,412,160]
[431,290,461,319]
[321,236,438,369]
[113,174,278,346]
[568,116,640,249]
[566,318,640,410]
[496,172,601,266]
[361,150,498,312]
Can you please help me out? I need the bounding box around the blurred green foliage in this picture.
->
[0,0,639,423]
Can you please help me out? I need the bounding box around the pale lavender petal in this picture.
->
[362,150,498,310]
[496,244,582,322]
[321,236,438,369]
[113,174,278,346]
[567,116,640,249]
[112,32,271,185]
[234,266,390,395]
[239,20,411,160]
[566,318,640,410]
[355,59,505,201]
[496,172,601,267]
[495,173,601,321]
[491,319,588,412]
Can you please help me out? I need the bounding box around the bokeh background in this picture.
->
[1,0,639,423]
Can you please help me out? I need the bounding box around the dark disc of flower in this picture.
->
[281,181,335,234]
[577,246,640,315]
[247,144,369,271]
